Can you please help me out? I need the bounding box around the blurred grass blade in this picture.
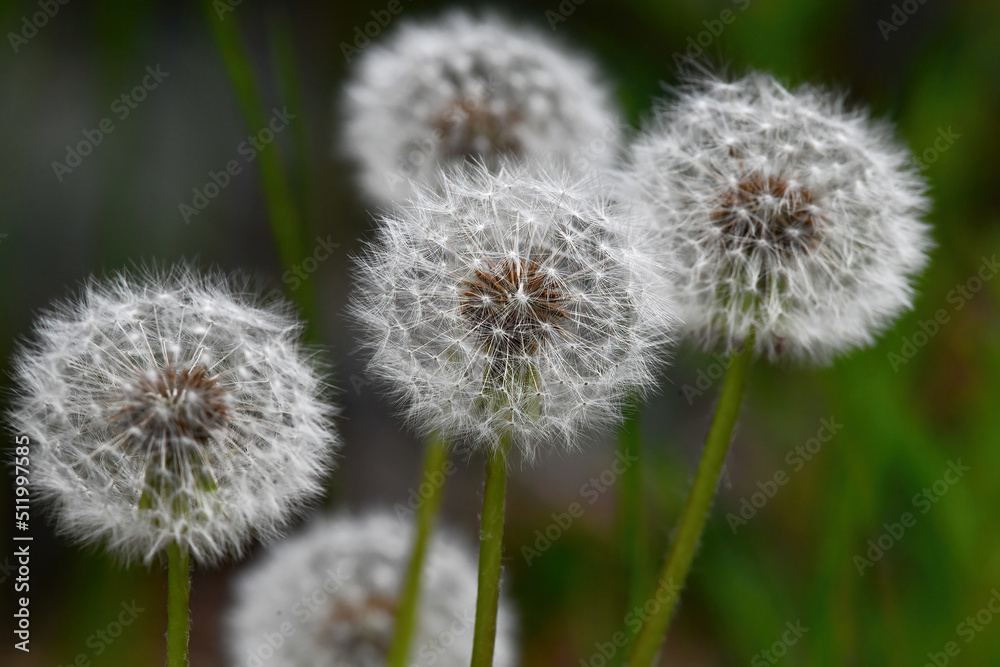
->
[201,1,316,325]
[387,435,450,667]
[617,394,650,650]
[266,10,315,233]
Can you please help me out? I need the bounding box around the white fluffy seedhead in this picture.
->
[8,266,338,565]
[342,9,623,204]
[620,70,932,363]
[226,512,518,667]
[352,162,676,461]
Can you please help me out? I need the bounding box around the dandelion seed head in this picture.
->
[341,10,623,204]
[619,70,932,363]
[226,512,518,667]
[8,265,338,565]
[352,163,677,460]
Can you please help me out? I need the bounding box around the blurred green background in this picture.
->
[1,0,998,665]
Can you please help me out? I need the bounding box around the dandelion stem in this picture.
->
[627,344,753,667]
[167,542,191,667]
[618,395,650,635]
[470,435,511,667]
[387,435,450,667]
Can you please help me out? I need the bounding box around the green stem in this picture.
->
[618,395,650,622]
[387,435,450,667]
[469,436,512,667]
[627,344,753,667]
[167,542,191,667]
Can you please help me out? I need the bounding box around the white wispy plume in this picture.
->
[341,9,623,204]
[619,70,932,363]
[8,265,338,565]
[352,162,677,461]
[226,512,518,667]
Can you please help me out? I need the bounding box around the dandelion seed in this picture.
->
[8,265,338,565]
[619,70,932,363]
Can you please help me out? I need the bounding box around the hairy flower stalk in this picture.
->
[8,266,339,666]
[353,162,676,665]
[618,70,932,665]
[226,513,518,667]
[342,10,623,204]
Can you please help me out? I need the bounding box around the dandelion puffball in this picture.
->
[620,70,932,363]
[342,9,623,204]
[226,512,518,667]
[352,163,677,460]
[8,266,338,565]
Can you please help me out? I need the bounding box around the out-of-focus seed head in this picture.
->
[341,10,623,204]
[226,512,519,667]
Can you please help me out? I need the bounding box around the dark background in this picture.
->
[2,0,998,664]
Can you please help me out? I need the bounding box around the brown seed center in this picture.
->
[323,593,398,659]
[713,172,821,253]
[433,98,523,164]
[116,364,229,450]
[460,258,568,357]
